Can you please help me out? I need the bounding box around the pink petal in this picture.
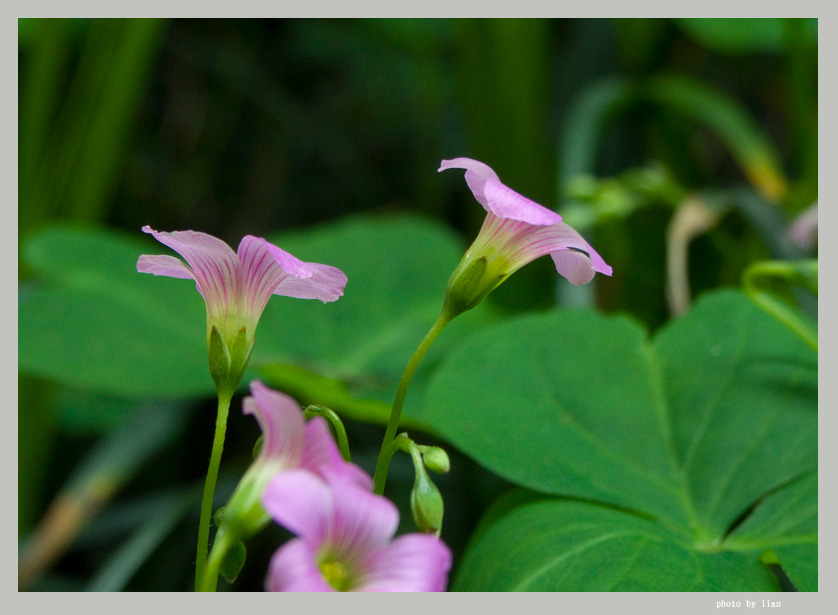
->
[237,235,308,326]
[262,470,333,543]
[136,254,196,281]
[266,539,334,592]
[439,158,561,226]
[544,223,612,280]
[498,221,612,283]
[482,177,562,226]
[301,418,374,490]
[787,202,818,250]
[359,534,452,592]
[326,472,399,558]
[273,262,347,303]
[438,157,499,209]
[551,250,597,286]
[245,381,305,466]
[141,226,241,312]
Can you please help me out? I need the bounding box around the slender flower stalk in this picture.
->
[373,311,451,494]
[137,227,347,590]
[195,390,233,590]
[373,158,613,494]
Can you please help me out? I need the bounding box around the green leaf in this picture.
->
[453,498,779,591]
[676,18,817,54]
[426,289,816,590]
[726,472,817,591]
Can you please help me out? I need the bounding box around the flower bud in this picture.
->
[410,468,444,536]
[420,446,450,474]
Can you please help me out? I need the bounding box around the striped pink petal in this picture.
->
[136,254,195,282]
[274,262,347,303]
[439,157,562,225]
[140,226,240,316]
[245,381,305,468]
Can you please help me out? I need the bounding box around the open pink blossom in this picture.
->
[138,226,346,352]
[438,158,611,314]
[263,469,452,592]
[220,381,371,540]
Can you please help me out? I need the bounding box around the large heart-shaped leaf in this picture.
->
[424,290,816,590]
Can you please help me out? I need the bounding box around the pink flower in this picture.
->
[439,157,612,315]
[263,469,452,592]
[137,226,346,389]
[220,382,370,540]
[786,202,818,251]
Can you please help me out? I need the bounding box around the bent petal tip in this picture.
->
[274,263,347,303]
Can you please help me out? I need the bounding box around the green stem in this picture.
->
[195,390,233,592]
[304,405,352,462]
[373,311,451,494]
[199,528,233,592]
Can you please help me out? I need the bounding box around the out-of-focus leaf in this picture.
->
[86,487,200,592]
[645,74,788,203]
[18,402,190,590]
[676,18,816,54]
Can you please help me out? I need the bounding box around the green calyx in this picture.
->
[208,325,256,395]
[216,468,272,544]
[442,253,507,319]
[219,538,247,583]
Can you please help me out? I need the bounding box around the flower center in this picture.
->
[320,559,352,591]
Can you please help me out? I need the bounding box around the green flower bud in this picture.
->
[419,446,450,474]
[410,468,444,536]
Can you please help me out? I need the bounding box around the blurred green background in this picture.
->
[18,18,817,591]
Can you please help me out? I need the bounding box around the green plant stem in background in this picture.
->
[199,527,234,592]
[743,260,817,352]
[195,390,233,591]
[373,311,451,495]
